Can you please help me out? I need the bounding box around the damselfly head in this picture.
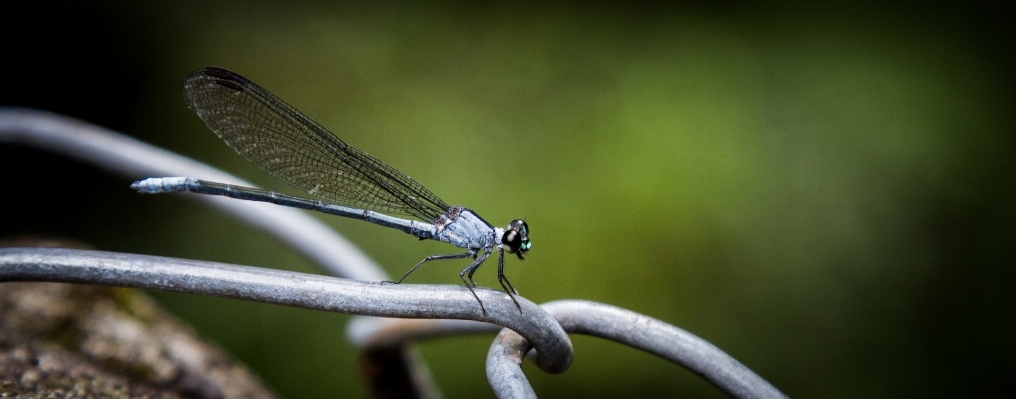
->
[502,219,531,259]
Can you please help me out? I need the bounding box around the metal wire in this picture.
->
[0,247,573,374]
[0,107,384,282]
[345,302,788,399]
[348,317,501,348]
[487,301,788,399]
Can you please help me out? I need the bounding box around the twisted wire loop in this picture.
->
[487,300,788,399]
[345,303,787,399]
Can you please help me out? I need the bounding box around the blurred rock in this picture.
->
[0,281,278,399]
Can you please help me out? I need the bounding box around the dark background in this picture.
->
[3,2,1015,398]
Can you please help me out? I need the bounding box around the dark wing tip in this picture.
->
[188,66,248,92]
[201,66,235,79]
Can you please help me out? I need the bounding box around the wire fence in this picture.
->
[0,108,787,398]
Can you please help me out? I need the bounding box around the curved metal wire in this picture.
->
[345,302,788,399]
[0,247,574,374]
[0,107,384,282]
[348,317,501,348]
[486,300,788,399]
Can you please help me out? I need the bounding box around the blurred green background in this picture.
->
[3,2,1014,398]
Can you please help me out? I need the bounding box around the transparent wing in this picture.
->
[182,67,451,221]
